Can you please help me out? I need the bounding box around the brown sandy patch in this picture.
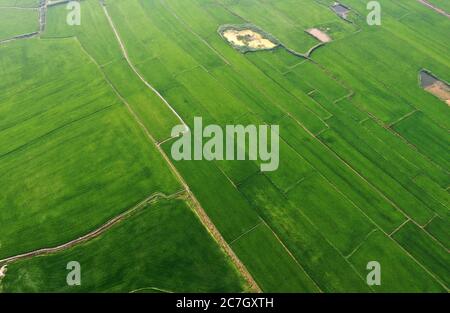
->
[223,29,277,50]
[306,28,332,43]
[425,82,450,106]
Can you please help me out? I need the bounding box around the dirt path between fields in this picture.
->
[417,0,450,18]
[0,192,179,266]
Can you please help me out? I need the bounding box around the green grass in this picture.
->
[231,223,319,292]
[0,38,181,259]
[0,8,38,41]
[349,231,445,292]
[1,0,448,293]
[239,174,371,292]
[1,199,247,292]
[393,222,450,287]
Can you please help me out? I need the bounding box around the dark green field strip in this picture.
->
[319,125,435,225]
[323,113,448,218]
[239,174,370,292]
[393,222,449,287]
[0,105,180,260]
[287,172,375,256]
[425,216,450,250]
[161,141,261,243]
[393,112,450,171]
[361,118,449,189]
[0,7,38,41]
[102,59,180,142]
[231,222,320,292]
[2,199,246,292]
[279,116,406,232]
[413,174,450,214]
[349,230,446,292]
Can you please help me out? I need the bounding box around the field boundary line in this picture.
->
[389,218,411,237]
[0,191,181,265]
[229,221,264,246]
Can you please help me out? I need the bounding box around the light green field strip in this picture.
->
[287,172,375,256]
[349,230,446,292]
[0,38,181,259]
[0,7,39,41]
[0,38,119,157]
[1,199,247,292]
[393,221,449,288]
[43,0,122,66]
[392,112,450,171]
